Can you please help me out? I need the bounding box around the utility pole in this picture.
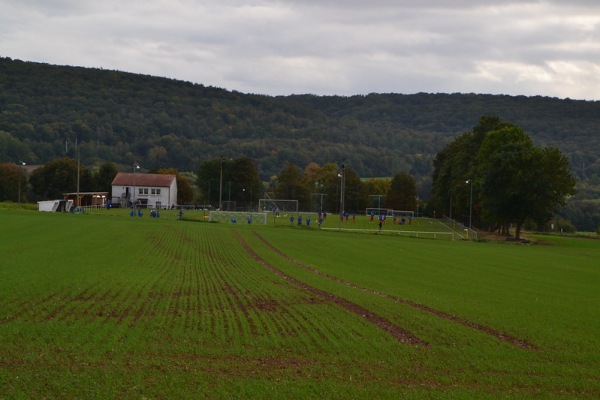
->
[466,179,473,229]
[133,163,140,208]
[219,156,224,210]
[17,161,26,203]
[338,164,345,231]
[312,193,327,213]
[76,139,80,209]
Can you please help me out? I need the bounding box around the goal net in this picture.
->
[258,199,300,225]
[365,207,392,216]
[258,199,298,214]
[365,208,415,217]
[209,211,267,224]
[389,209,415,218]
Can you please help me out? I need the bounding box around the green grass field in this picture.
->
[1,207,599,399]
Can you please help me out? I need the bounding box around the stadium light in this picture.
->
[466,179,473,229]
[416,196,419,218]
[338,164,345,231]
[219,156,224,211]
[17,161,26,203]
[243,186,253,220]
[133,163,140,209]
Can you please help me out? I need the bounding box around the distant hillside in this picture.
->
[1,57,599,186]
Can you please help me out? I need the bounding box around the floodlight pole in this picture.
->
[76,139,80,209]
[338,164,345,231]
[243,186,253,216]
[207,180,212,207]
[219,156,224,210]
[17,161,26,203]
[416,196,419,218]
[312,192,326,213]
[133,163,139,209]
[466,179,473,229]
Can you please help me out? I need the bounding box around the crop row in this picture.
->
[1,221,407,355]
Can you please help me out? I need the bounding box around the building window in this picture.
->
[151,189,156,195]
[157,189,161,195]
[144,188,148,195]
[138,188,143,195]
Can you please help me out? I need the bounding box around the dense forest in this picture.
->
[2,57,599,181]
[1,57,600,229]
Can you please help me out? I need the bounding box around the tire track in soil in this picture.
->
[254,232,538,350]
[218,244,296,339]
[233,231,425,346]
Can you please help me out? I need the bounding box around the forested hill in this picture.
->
[1,56,599,184]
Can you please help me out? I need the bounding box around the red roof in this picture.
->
[112,172,176,187]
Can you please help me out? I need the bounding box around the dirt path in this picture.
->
[233,231,426,346]
[253,232,538,350]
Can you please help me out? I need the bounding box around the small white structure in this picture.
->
[38,199,73,212]
[111,172,177,209]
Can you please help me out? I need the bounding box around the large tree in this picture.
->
[480,143,575,239]
[231,157,262,209]
[29,157,92,200]
[387,172,417,211]
[432,116,512,222]
[432,132,477,221]
[92,162,119,193]
[196,157,261,209]
[196,157,234,207]
[480,142,538,237]
[274,162,311,210]
[476,125,535,235]
[318,164,363,214]
[342,167,364,214]
[154,167,194,205]
[0,162,27,202]
[432,116,576,239]
[362,178,391,211]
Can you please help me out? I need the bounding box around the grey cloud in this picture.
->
[0,0,598,100]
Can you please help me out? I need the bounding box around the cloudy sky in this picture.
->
[1,0,599,100]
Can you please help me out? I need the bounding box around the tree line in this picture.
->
[196,157,417,214]
[1,57,596,231]
[0,116,583,238]
[2,57,600,187]
[0,158,194,205]
[0,155,417,217]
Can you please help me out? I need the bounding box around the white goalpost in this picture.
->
[258,198,299,214]
[365,208,414,218]
[258,198,299,225]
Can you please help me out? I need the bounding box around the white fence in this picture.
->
[320,227,455,240]
[441,216,478,240]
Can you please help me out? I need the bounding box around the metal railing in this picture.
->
[441,215,478,240]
